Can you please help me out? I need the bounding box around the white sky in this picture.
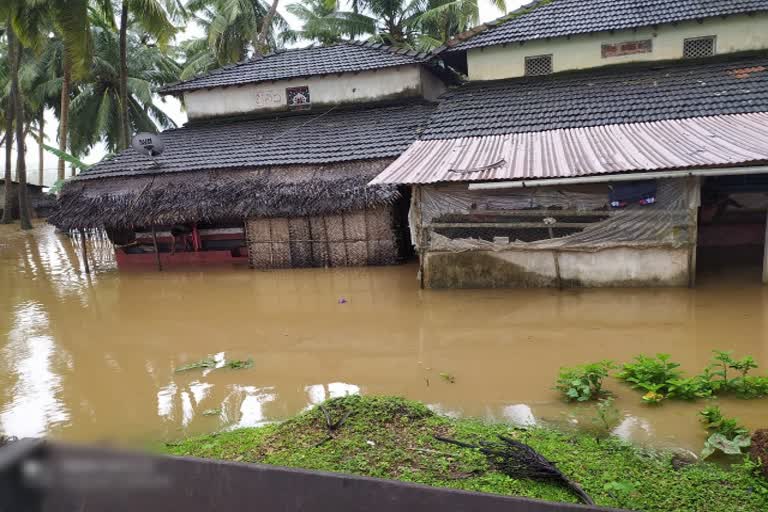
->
[2,0,526,187]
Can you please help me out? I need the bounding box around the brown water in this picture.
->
[1,223,767,452]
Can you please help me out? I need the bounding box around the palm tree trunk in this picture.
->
[10,26,32,230]
[2,22,17,225]
[38,111,45,186]
[256,0,280,55]
[58,50,71,182]
[118,1,131,150]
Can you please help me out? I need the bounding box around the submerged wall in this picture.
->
[423,247,690,289]
[246,206,403,269]
[413,178,698,289]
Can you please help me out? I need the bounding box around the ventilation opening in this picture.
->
[525,55,553,76]
[683,36,716,59]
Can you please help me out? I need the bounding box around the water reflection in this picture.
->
[1,224,768,452]
[0,302,69,437]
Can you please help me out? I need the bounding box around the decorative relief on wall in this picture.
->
[286,86,311,110]
[253,90,284,108]
[601,40,652,58]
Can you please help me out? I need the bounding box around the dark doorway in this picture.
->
[696,174,768,279]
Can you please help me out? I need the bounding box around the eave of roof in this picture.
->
[370,112,768,185]
[160,41,440,95]
[440,0,768,53]
[421,52,768,140]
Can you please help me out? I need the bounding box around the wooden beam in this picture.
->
[151,226,163,271]
[429,222,596,229]
[79,228,90,274]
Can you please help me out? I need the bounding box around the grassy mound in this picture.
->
[164,396,768,511]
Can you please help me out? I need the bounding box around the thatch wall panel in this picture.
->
[246,207,399,269]
[309,216,330,267]
[288,217,312,267]
[270,219,291,268]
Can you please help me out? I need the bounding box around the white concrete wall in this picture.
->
[184,64,438,119]
[467,13,768,80]
[424,247,690,288]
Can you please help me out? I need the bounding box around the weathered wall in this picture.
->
[467,13,768,80]
[184,65,437,119]
[423,247,690,289]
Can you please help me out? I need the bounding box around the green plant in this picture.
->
[589,397,621,440]
[555,361,615,402]
[226,358,253,370]
[439,372,456,384]
[703,351,767,398]
[699,405,751,459]
[617,354,686,402]
[175,358,217,372]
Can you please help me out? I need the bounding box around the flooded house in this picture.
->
[0,179,55,220]
[372,0,768,288]
[50,42,453,269]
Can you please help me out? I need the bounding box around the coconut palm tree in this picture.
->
[67,25,180,157]
[284,0,506,50]
[180,0,288,80]
[1,31,14,225]
[281,0,373,45]
[114,1,178,150]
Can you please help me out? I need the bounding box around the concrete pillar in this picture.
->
[763,210,768,284]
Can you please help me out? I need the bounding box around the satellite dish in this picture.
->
[131,132,165,157]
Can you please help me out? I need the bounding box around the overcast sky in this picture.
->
[2,0,526,187]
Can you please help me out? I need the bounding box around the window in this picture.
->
[525,55,553,76]
[683,36,716,59]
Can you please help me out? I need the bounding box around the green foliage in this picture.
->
[617,354,684,402]
[699,405,751,459]
[439,372,456,384]
[226,358,253,370]
[555,361,614,402]
[585,397,621,441]
[164,395,768,511]
[616,351,768,403]
[175,358,216,372]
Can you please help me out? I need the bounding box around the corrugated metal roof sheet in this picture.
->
[370,113,768,185]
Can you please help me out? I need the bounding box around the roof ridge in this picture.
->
[440,0,768,53]
[436,0,554,53]
[342,40,431,61]
[159,41,432,94]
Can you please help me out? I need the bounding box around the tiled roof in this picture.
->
[161,42,433,94]
[446,0,768,51]
[78,102,436,179]
[422,54,768,140]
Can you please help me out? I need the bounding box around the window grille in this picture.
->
[525,55,553,76]
[683,36,716,59]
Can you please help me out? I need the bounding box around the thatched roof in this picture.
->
[49,101,435,230]
[48,160,400,230]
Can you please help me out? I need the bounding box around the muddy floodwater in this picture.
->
[2,223,767,453]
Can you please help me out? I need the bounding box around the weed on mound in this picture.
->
[165,396,768,511]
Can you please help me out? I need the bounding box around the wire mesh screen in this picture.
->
[683,37,716,58]
[415,179,695,253]
[525,55,553,76]
[246,207,399,269]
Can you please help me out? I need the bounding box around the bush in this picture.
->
[699,405,751,459]
[555,361,615,402]
[616,354,707,403]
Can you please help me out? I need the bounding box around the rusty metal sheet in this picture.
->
[370,113,768,185]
